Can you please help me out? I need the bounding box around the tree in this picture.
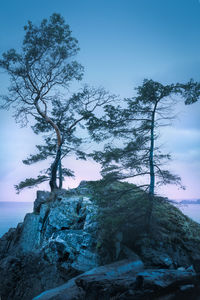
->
[0,13,84,191]
[90,79,200,196]
[181,79,200,105]
[14,86,116,192]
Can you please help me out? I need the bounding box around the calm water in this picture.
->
[0,202,200,238]
[178,204,200,224]
[0,202,33,238]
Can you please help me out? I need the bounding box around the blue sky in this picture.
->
[0,0,199,201]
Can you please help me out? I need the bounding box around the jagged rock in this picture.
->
[33,260,200,300]
[0,186,100,299]
[0,253,66,300]
[33,259,144,300]
[1,181,200,299]
[75,268,200,300]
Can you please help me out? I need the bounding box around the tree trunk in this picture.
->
[149,122,155,195]
[149,103,157,196]
[147,102,158,230]
[58,159,63,189]
[49,145,62,192]
[34,98,63,192]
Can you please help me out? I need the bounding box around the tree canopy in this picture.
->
[1,13,199,197]
[0,14,117,192]
[90,79,199,196]
[15,86,117,192]
[0,13,85,191]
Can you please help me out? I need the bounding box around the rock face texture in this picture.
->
[0,185,100,299]
[33,260,200,300]
[1,181,200,299]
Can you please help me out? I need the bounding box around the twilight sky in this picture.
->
[0,0,200,201]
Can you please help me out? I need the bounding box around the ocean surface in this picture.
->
[0,202,200,238]
[0,202,33,238]
[178,204,200,224]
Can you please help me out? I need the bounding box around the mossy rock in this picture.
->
[74,180,200,268]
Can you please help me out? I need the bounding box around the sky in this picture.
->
[0,0,199,201]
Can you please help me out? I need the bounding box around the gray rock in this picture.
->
[2,181,200,299]
[33,260,200,300]
[33,277,84,300]
[187,265,195,273]
[178,266,185,271]
[76,267,199,300]
[72,248,98,271]
[47,197,81,230]
[18,213,41,252]
[179,284,195,291]
[34,191,51,213]
[0,187,100,299]
[33,259,144,300]
[193,258,200,273]
[121,245,141,261]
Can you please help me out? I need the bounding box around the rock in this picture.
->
[179,284,195,291]
[115,231,123,259]
[0,185,100,299]
[76,267,200,300]
[1,180,200,299]
[136,269,197,289]
[186,265,195,273]
[193,258,200,273]
[33,277,85,300]
[34,191,51,213]
[121,245,140,261]
[0,224,22,258]
[33,259,144,300]
[34,261,200,300]
[177,266,185,271]
[138,246,174,268]
[0,253,66,300]
[18,213,41,252]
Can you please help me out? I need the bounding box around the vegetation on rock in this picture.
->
[74,180,200,267]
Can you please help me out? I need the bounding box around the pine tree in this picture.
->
[90,79,200,196]
[14,86,117,192]
[0,14,117,191]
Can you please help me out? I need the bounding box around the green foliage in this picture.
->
[90,79,198,195]
[0,14,118,192]
[178,79,200,105]
[15,175,48,193]
[87,180,148,237]
[19,85,115,191]
[0,13,83,124]
[83,180,200,263]
[62,168,75,177]
[0,13,84,191]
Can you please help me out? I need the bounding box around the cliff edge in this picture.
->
[1,181,200,299]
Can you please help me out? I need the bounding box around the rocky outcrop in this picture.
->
[33,259,200,300]
[1,181,200,299]
[0,186,100,299]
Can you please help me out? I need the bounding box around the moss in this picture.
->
[72,180,200,264]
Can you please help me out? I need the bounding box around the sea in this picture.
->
[0,202,200,238]
[0,202,33,238]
